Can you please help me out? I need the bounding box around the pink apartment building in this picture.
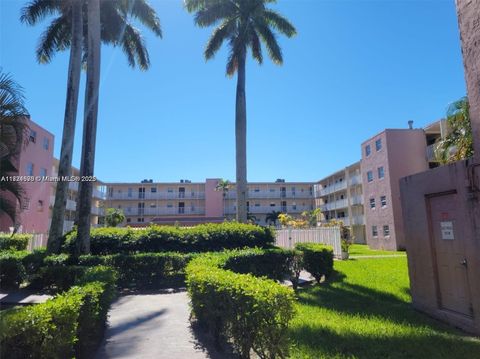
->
[0,118,54,233]
[361,128,430,250]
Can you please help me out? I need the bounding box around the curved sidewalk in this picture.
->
[95,290,228,359]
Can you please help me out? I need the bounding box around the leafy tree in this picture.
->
[105,208,125,227]
[21,0,162,253]
[265,210,281,226]
[185,0,296,222]
[215,178,232,217]
[301,208,320,227]
[436,97,474,163]
[0,70,29,229]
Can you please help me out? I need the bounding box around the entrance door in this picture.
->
[428,192,472,317]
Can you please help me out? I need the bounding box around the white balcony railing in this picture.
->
[320,199,349,211]
[351,195,364,205]
[349,175,362,186]
[224,205,313,215]
[124,207,205,216]
[225,191,313,199]
[108,191,206,200]
[316,181,348,197]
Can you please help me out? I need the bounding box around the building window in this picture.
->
[150,203,156,208]
[375,138,382,151]
[29,130,37,143]
[151,187,157,193]
[26,163,34,176]
[378,166,385,179]
[369,198,376,209]
[108,188,113,197]
[254,188,260,192]
[255,203,260,207]
[270,202,276,207]
[365,144,371,157]
[22,198,30,210]
[372,226,378,237]
[292,202,297,210]
[383,225,390,237]
[367,171,373,182]
[167,204,173,208]
[270,188,275,192]
[167,188,173,193]
[126,218,131,223]
[39,168,47,177]
[128,188,132,197]
[43,137,49,150]
[137,218,144,223]
[37,200,44,212]
[380,195,387,207]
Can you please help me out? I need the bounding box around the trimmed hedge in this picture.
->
[0,249,48,289]
[0,266,117,359]
[0,234,31,251]
[62,223,275,255]
[78,252,194,289]
[295,243,334,283]
[186,251,295,358]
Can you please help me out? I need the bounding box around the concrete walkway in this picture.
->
[95,290,229,359]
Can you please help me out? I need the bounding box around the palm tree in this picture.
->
[435,97,474,164]
[215,178,232,218]
[265,210,281,226]
[185,0,296,223]
[0,71,29,229]
[21,0,162,253]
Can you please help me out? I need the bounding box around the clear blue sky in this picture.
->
[0,0,466,183]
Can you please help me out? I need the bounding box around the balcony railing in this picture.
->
[108,191,206,200]
[225,191,313,199]
[322,215,364,226]
[315,181,348,197]
[320,198,349,211]
[351,195,364,205]
[349,175,362,186]
[224,205,313,215]
[124,207,205,216]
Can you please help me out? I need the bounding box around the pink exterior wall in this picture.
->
[0,119,54,233]
[400,160,480,335]
[204,179,224,218]
[361,129,428,250]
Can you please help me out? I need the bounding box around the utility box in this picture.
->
[400,160,480,335]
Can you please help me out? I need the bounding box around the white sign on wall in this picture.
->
[440,221,454,240]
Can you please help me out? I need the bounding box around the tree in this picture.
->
[21,0,162,253]
[301,208,320,228]
[105,208,125,227]
[436,97,474,163]
[185,0,296,223]
[215,178,232,218]
[0,71,29,229]
[265,210,281,226]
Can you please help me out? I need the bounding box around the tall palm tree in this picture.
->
[436,97,474,164]
[21,0,162,253]
[0,70,29,229]
[215,178,232,218]
[265,210,281,226]
[185,0,296,223]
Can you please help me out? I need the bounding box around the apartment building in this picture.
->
[360,126,439,250]
[314,162,366,243]
[0,118,54,233]
[104,179,316,226]
[49,159,106,233]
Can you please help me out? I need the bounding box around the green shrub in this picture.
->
[0,251,28,289]
[22,248,47,275]
[78,252,193,289]
[63,223,275,255]
[295,243,334,283]
[0,289,83,359]
[29,265,87,292]
[0,234,31,251]
[186,252,295,359]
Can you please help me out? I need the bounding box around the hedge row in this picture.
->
[295,243,334,283]
[0,234,31,251]
[0,266,117,359]
[186,251,296,359]
[0,249,46,289]
[62,223,275,255]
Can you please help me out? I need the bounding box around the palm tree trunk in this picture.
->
[235,49,248,223]
[47,0,83,254]
[76,0,101,256]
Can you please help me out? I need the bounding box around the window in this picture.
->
[37,200,44,212]
[372,226,378,237]
[375,138,382,151]
[292,202,297,210]
[269,188,275,192]
[340,194,344,199]
[380,195,387,207]
[270,202,276,207]
[167,188,173,193]
[43,137,49,150]
[137,218,144,223]
[128,188,132,197]
[22,198,30,210]
[39,168,47,177]
[365,144,371,157]
[378,166,385,179]
[29,130,37,143]
[367,171,373,182]
[369,198,376,209]
[383,225,390,237]
[108,188,114,198]
[150,203,156,208]
[254,188,260,192]
[126,218,131,223]
[151,187,157,193]
[255,203,260,207]
[26,163,34,176]
[167,204,173,208]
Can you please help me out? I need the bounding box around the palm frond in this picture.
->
[263,9,296,37]
[194,2,237,27]
[205,19,235,59]
[122,24,150,70]
[254,19,282,64]
[36,15,71,63]
[20,0,63,25]
[126,0,163,37]
[249,26,262,64]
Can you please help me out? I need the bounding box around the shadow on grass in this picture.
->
[290,324,480,359]
[291,270,480,358]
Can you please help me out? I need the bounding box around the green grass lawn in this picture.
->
[349,244,406,256]
[289,257,480,359]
